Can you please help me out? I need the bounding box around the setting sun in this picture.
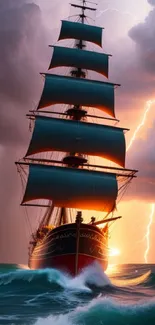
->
[109,248,121,257]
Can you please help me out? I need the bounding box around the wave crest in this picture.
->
[34,296,155,325]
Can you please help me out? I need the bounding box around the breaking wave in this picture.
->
[0,264,155,325]
[34,297,155,325]
[0,263,154,291]
[0,263,111,294]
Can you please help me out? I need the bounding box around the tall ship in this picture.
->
[16,0,137,275]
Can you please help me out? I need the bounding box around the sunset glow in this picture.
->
[109,248,121,257]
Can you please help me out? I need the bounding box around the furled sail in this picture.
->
[49,46,109,77]
[58,20,103,47]
[37,74,116,117]
[26,116,126,167]
[22,164,118,212]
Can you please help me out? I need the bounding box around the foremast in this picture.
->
[16,0,138,228]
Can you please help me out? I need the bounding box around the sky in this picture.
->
[0,0,155,265]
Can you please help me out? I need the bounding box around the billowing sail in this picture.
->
[22,164,118,212]
[49,46,109,77]
[26,116,126,167]
[59,20,102,47]
[38,74,116,117]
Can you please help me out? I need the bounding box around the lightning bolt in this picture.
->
[144,204,155,263]
[126,100,155,263]
[97,7,138,22]
[127,100,155,152]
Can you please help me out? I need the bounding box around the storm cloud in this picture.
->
[0,0,50,146]
[126,118,155,201]
[129,5,155,75]
[123,0,155,201]
[148,0,155,6]
[0,0,50,263]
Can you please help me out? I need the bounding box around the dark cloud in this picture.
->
[148,0,155,6]
[129,8,155,75]
[0,0,49,146]
[106,2,155,106]
[126,119,155,201]
[0,0,50,263]
[122,5,155,201]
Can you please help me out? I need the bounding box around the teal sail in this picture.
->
[59,20,103,47]
[26,116,126,167]
[49,46,109,77]
[38,74,116,117]
[22,164,118,212]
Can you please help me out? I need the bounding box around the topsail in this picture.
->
[59,20,103,47]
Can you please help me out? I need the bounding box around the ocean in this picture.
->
[0,263,155,325]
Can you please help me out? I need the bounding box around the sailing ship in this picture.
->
[16,0,137,275]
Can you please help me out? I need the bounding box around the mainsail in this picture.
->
[22,165,118,212]
[26,116,126,167]
[17,0,137,223]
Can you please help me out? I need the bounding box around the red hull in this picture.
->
[29,254,108,275]
[29,222,108,275]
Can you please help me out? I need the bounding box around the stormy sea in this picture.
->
[0,264,155,325]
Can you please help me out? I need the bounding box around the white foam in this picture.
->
[80,262,111,287]
[51,262,111,292]
[0,262,111,293]
[34,314,71,325]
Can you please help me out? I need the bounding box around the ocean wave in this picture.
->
[0,264,155,325]
[34,296,155,325]
[112,270,152,287]
[0,263,111,294]
[0,263,154,293]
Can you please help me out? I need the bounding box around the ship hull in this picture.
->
[29,223,108,275]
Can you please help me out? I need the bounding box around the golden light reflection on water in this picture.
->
[106,264,151,288]
[106,263,119,276]
[112,270,151,287]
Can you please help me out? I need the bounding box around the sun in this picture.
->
[109,248,121,257]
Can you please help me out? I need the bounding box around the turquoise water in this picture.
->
[0,263,155,325]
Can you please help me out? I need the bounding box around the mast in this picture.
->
[64,0,89,163]
[60,0,93,224]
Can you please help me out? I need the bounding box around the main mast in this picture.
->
[59,0,95,225]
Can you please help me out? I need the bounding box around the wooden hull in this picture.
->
[28,223,108,275]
